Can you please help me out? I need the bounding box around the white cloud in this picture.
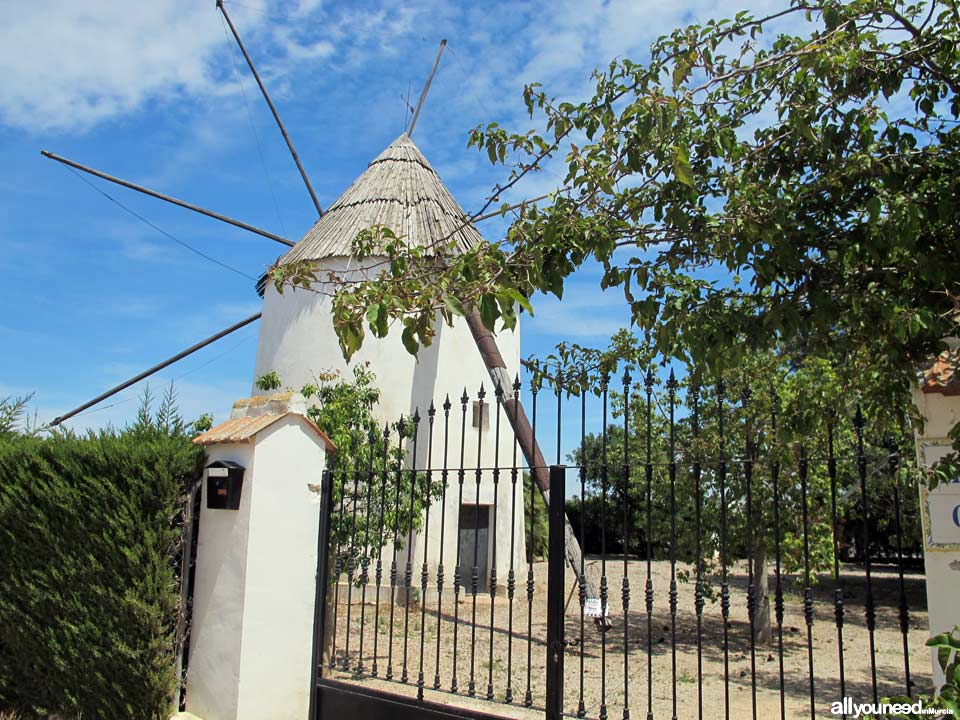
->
[0,2,266,133]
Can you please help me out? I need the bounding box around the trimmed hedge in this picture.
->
[0,429,203,719]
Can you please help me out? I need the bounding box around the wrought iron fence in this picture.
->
[312,368,926,720]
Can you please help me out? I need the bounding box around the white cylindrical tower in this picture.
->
[253,133,526,589]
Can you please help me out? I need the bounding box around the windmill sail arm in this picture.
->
[41,151,293,248]
[216,0,323,218]
[49,313,262,427]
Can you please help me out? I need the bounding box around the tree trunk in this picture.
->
[752,541,771,645]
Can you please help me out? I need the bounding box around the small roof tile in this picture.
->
[193,412,336,451]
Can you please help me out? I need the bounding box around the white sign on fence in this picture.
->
[925,483,960,546]
[584,598,606,618]
[919,441,960,549]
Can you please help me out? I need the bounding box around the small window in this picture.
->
[472,400,489,430]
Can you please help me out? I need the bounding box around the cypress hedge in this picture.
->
[0,427,203,719]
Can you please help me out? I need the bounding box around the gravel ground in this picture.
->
[326,558,930,719]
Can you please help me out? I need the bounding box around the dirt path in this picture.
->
[327,558,929,719]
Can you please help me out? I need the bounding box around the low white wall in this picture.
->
[187,443,255,720]
[187,418,327,720]
[912,386,960,686]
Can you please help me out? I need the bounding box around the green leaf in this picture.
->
[366,303,389,337]
[501,287,535,315]
[443,295,466,318]
[401,324,419,356]
[480,295,501,331]
[673,145,694,187]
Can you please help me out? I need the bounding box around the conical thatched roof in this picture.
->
[279,133,484,266]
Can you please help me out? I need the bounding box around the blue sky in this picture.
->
[0,0,784,452]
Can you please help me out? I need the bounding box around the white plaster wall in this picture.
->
[187,443,255,720]
[254,257,527,586]
[235,418,327,720]
[187,419,328,720]
[912,385,960,686]
[914,388,960,440]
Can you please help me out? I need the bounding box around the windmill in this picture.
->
[44,2,605,621]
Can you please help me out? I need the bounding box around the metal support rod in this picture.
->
[216,0,324,217]
[49,312,262,426]
[308,467,336,720]
[407,39,447,137]
[546,464,567,720]
[41,151,293,247]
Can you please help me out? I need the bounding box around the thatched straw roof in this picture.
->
[279,133,484,265]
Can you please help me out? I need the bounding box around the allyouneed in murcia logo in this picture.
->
[830,697,955,717]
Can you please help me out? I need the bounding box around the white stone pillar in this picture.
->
[912,380,960,686]
[186,396,335,720]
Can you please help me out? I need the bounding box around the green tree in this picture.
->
[564,355,921,644]
[0,385,203,719]
[0,395,32,438]
[278,0,960,428]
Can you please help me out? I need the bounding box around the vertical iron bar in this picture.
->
[855,407,879,703]
[435,397,452,690]
[644,369,654,720]
[357,427,378,673]
[667,370,678,720]
[771,394,786,720]
[452,390,469,693]
[577,387,587,718]
[371,425,390,677]
[799,446,816,720]
[623,368,634,720]
[329,431,350,669]
[742,388,757,720]
[600,372,610,720]
[524,378,539,708]
[343,434,362,671]
[692,383,704,720]
[402,410,421,684]
[546,465,567,720]
[469,385,486,696]
[487,382,503,700]
[506,376,521,703]
[718,379,730,720]
[577,388,587,718]
[418,404,436,698]
[827,418,846,714]
[556,370,563,466]
[892,450,912,696]
[386,418,407,680]
[308,467,335,720]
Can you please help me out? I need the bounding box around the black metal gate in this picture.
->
[308,368,925,720]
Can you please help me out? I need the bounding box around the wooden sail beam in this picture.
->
[42,151,294,248]
[464,309,608,623]
[216,0,324,218]
[407,39,447,137]
[49,313,262,427]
